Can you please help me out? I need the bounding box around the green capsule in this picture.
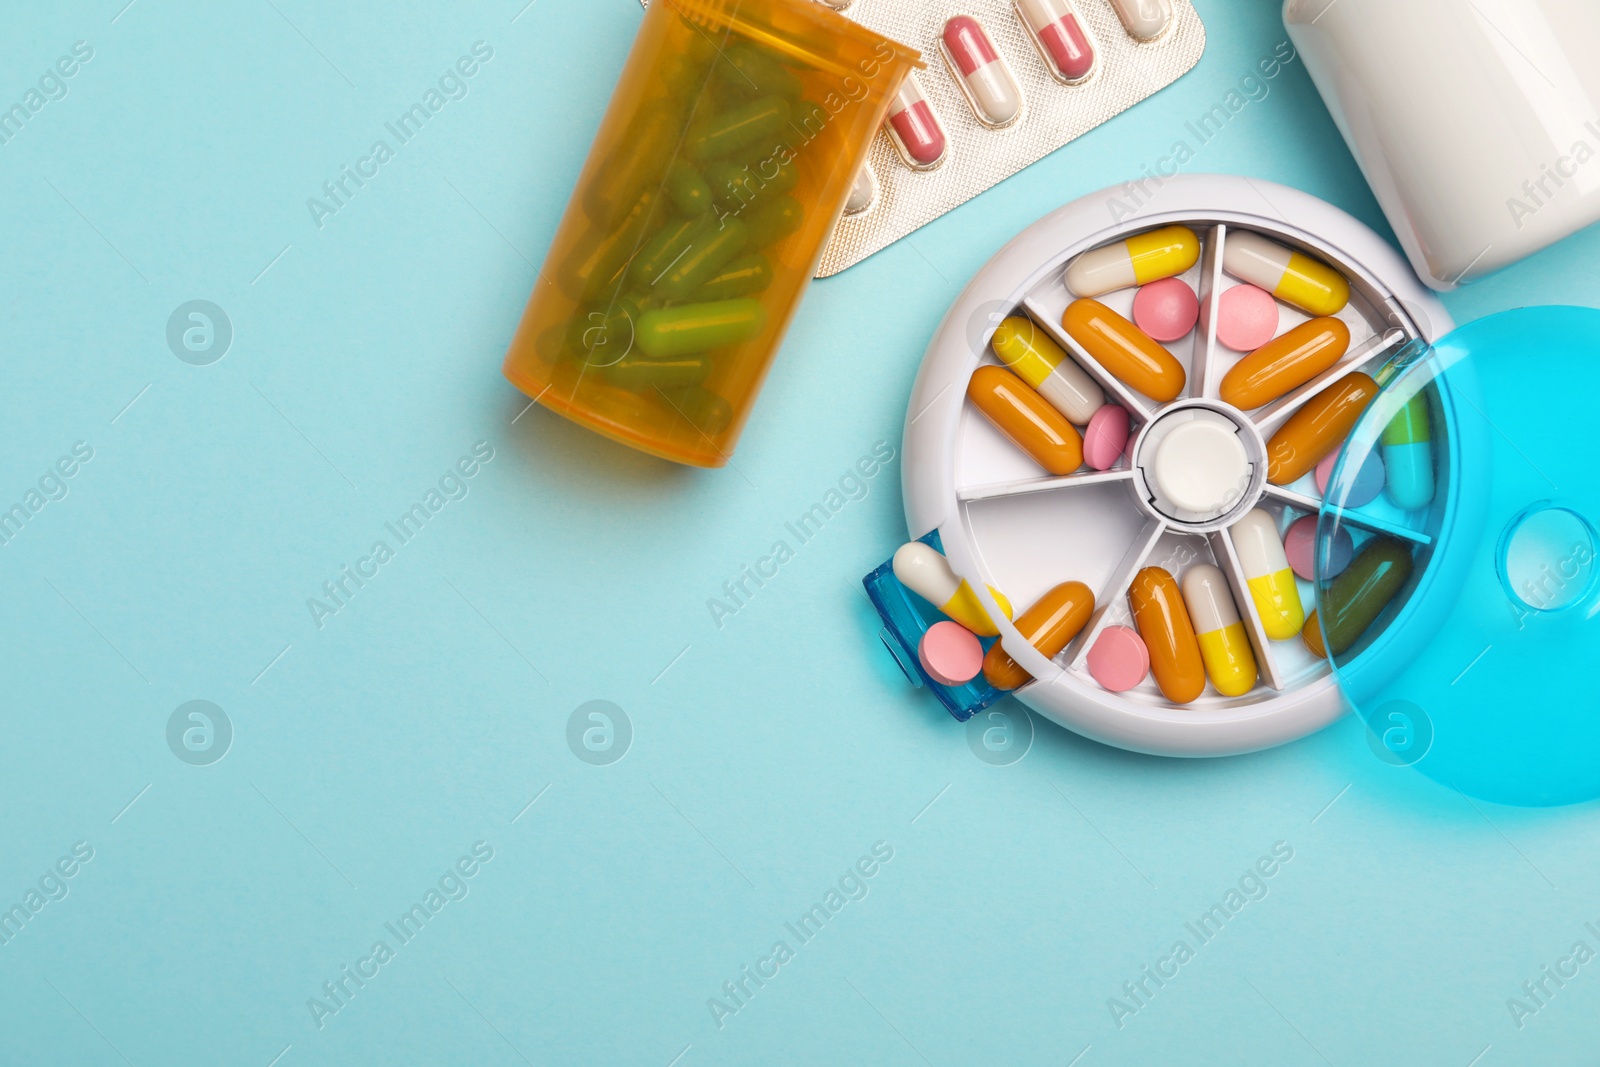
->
[631,215,710,288]
[665,160,713,216]
[1304,537,1413,658]
[637,299,767,359]
[661,385,734,436]
[788,99,828,142]
[686,96,791,163]
[605,352,712,391]
[695,254,772,301]
[554,189,659,301]
[655,218,747,300]
[659,50,710,99]
[740,194,804,250]
[714,44,803,101]
[705,156,798,213]
[584,105,680,226]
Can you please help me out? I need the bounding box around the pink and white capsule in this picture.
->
[1014,0,1096,84]
[884,76,947,169]
[942,16,1021,127]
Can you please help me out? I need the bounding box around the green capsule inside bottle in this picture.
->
[665,160,713,216]
[705,155,798,214]
[631,215,711,289]
[654,218,747,300]
[686,96,792,163]
[660,385,735,436]
[739,194,804,251]
[605,352,713,391]
[714,44,803,101]
[695,254,772,301]
[636,299,767,359]
[554,189,659,301]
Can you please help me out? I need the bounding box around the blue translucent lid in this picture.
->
[1316,306,1600,806]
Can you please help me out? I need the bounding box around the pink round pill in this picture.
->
[1215,284,1279,352]
[918,620,985,686]
[1131,277,1199,342]
[1087,625,1149,693]
[1284,514,1353,581]
[1314,447,1385,507]
[1082,404,1130,470]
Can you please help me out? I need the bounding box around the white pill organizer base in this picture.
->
[904,176,1452,757]
[640,0,1207,277]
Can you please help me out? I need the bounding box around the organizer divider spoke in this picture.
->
[1066,517,1168,671]
[957,466,1134,503]
[1252,328,1410,435]
[1261,483,1433,545]
[1195,223,1227,400]
[1021,296,1155,421]
[1207,526,1288,691]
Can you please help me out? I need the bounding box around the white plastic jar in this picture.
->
[1285,0,1600,290]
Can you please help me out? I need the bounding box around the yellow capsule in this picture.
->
[1065,225,1201,297]
[892,542,1013,636]
[1222,231,1350,317]
[1230,509,1305,640]
[1180,564,1257,697]
[990,316,1105,424]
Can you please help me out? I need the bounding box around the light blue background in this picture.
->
[3,0,1598,1064]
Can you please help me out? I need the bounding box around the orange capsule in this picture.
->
[1266,372,1379,485]
[1061,298,1186,402]
[982,580,1095,690]
[1219,317,1350,410]
[967,365,1083,475]
[1129,567,1204,704]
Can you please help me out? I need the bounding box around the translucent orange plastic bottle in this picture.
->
[502,0,920,467]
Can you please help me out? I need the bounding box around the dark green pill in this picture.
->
[715,44,803,101]
[741,194,803,251]
[656,218,747,300]
[666,160,713,216]
[696,254,772,301]
[605,352,712,391]
[686,96,791,163]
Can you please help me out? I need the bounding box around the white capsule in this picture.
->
[1110,0,1173,40]
[844,164,876,216]
[1231,509,1306,641]
[892,542,1013,636]
[942,16,1021,127]
[1064,225,1201,297]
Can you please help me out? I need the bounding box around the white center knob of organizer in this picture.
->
[1151,420,1249,514]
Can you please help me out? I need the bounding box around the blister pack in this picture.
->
[641,0,1207,276]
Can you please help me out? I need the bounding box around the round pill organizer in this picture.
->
[892,175,1452,756]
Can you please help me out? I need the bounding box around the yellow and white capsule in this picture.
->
[1065,225,1200,297]
[893,542,1013,637]
[1222,231,1350,317]
[990,316,1104,423]
[1180,564,1258,697]
[1230,509,1305,641]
